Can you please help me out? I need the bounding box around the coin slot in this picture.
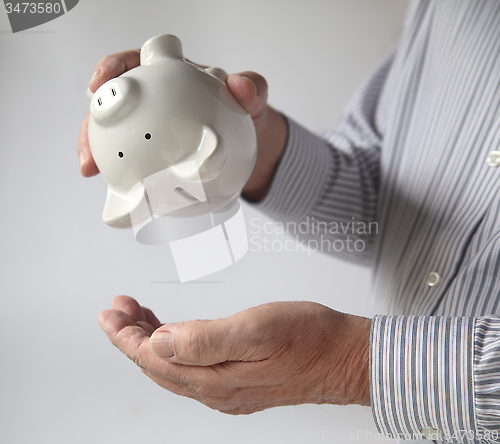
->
[174,187,199,202]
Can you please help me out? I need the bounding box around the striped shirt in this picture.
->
[251,1,500,442]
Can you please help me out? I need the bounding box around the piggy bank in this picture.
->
[87,34,257,282]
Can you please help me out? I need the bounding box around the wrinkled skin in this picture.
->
[98,296,371,414]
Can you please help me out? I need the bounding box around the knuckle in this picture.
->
[243,72,268,92]
[215,399,250,415]
[97,55,124,81]
[184,371,225,399]
[203,391,242,414]
[253,73,268,89]
[129,339,146,370]
[96,55,112,72]
[180,376,213,402]
[220,407,246,415]
[182,322,211,363]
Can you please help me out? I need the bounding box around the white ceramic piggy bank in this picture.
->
[87,34,256,232]
[87,34,257,282]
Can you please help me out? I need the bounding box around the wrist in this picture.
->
[324,314,372,407]
[242,107,287,202]
[351,316,371,406]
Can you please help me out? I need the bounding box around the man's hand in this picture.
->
[78,48,287,201]
[98,296,371,414]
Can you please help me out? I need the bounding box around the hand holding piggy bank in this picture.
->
[87,34,256,228]
[87,34,257,281]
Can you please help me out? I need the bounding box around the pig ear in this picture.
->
[90,77,140,126]
[102,183,147,229]
[141,34,183,65]
[170,126,226,182]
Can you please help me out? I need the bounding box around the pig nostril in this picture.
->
[97,97,102,106]
[118,152,124,158]
[145,133,151,140]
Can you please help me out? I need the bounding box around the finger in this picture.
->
[97,310,152,369]
[142,365,274,414]
[98,309,184,380]
[89,49,140,93]
[98,308,150,351]
[149,307,270,366]
[111,295,147,323]
[141,366,196,398]
[143,307,162,330]
[227,71,268,121]
[80,49,140,176]
[108,296,162,330]
[77,112,99,177]
[110,296,161,335]
[136,321,156,336]
[140,365,237,408]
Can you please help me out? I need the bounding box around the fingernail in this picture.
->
[149,331,174,358]
[79,151,87,170]
[89,68,102,89]
[240,75,257,95]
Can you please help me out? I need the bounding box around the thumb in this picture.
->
[149,313,265,365]
[227,71,268,122]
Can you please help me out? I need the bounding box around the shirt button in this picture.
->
[421,428,441,440]
[486,151,500,167]
[427,272,441,287]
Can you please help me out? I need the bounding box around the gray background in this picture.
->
[0,1,409,443]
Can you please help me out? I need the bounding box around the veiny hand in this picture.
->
[98,296,371,414]
[77,47,287,201]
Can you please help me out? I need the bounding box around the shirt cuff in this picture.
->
[370,315,477,442]
[249,117,333,222]
[474,316,500,442]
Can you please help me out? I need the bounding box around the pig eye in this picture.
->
[118,152,124,158]
[145,133,151,140]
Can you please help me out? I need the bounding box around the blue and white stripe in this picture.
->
[252,0,500,442]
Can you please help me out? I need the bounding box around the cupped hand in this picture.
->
[98,296,371,414]
[78,46,287,201]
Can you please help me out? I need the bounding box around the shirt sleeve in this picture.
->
[248,50,395,266]
[370,315,500,443]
